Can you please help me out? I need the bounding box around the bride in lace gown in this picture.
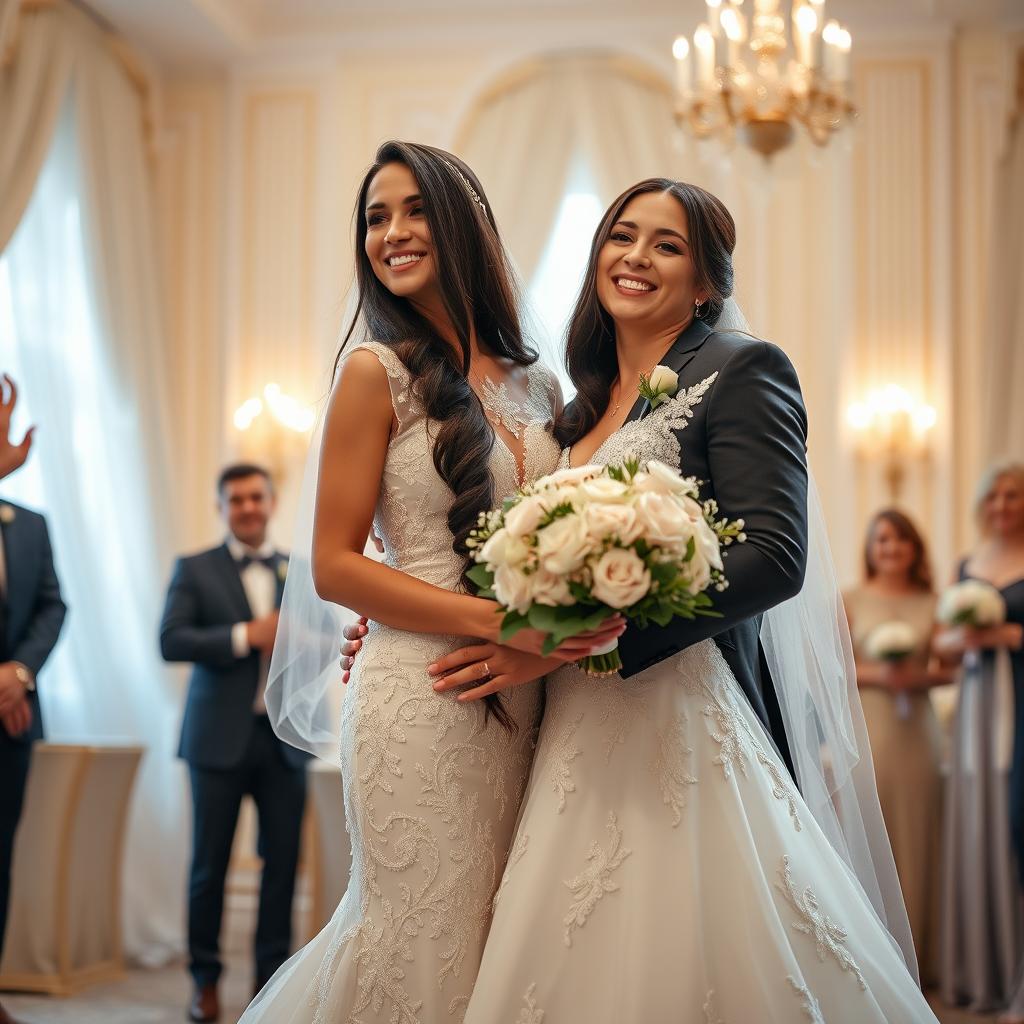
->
[430,181,939,1021]
[241,143,622,1024]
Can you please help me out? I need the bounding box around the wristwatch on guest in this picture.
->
[12,662,35,692]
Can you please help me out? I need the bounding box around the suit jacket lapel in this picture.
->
[218,544,253,620]
[626,318,715,423]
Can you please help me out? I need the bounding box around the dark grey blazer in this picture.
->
[0,501,67,743]
[160,543,308,770]
[609,319,808,774]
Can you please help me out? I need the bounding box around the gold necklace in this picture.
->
[610,360,662,417]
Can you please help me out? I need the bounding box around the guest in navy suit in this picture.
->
[0,375,66,1024]
[160,464,308,1024]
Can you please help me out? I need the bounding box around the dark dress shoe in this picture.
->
[188,983,220,1022]
[0,999,25,1024]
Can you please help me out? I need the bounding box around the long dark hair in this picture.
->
[338,141,536,731]
[555,179,736,447]
[863,509,933,592]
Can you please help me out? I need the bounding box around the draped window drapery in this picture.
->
[0,0,184,965]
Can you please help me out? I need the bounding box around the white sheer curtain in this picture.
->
[0,13,185,965]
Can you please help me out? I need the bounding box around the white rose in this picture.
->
[505,495,547,538]
[635,460,691,497]
[590,548,651,609]
[579,476,630,504]
[480,528,530,568]
[937,580,1006,627]
[493,564,535,614]
[531,569,574,607]
[634,492,692,546]
[583,502,641,546]
[693,515,723,572]
[648,365,679,397]
[864,621,919,661]
[536,514,592,575]
[534,464,603,492]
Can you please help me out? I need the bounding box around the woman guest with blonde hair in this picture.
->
[843,509,949,983]
[937,460,1024,1017]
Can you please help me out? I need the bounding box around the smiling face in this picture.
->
[981,471,1024,539]
[595,190,706,334]
[363,161,439,303]
[867,516,917,580]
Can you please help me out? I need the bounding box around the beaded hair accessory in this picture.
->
[442,158,488,216]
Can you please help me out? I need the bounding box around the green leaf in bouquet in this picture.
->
[499,609,531,642]
[568,580,597,604]
[685,536,696,561]
[466,562,496,594]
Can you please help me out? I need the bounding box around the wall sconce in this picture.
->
[846,384,936,504]
[233,383,315,482]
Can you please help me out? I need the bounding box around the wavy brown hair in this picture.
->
[555,179,736,448]
[863,509,933,592]
[338,141,536,731]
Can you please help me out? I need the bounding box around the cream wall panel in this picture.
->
[851,45,956,581]
[156,81,228,550]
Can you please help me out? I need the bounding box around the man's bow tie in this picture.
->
[237,554,276,571]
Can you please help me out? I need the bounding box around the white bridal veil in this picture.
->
[266,295,919,982]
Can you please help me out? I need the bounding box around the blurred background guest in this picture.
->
[0,376,67,1024]
[936,461,1024,1016]
[160,465,308,1024]
[844,509,949,984]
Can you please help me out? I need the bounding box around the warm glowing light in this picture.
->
[795,4,818,33]
[822,19,842,46]
[234,385,314,435]
[672,35,691,60]
[846,385,937,441]
[233,397,263,431]
[721,7,743,41]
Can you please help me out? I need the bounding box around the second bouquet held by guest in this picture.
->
[843,509,949,983]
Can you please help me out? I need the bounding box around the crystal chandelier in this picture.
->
[673,0,855,159]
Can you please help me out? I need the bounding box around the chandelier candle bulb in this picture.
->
[694,24,716,86]
[673,35,692,95]
[836,26,851,81]
[822,19,841,80]
[721,6,745,67]
[793,4,818,69]
[706,0,723,38]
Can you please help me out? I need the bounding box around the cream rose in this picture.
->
[579,476,630,504]
[534,464,603,492]
[590,548,651,609]
[648,364,679,398]
[504,495,547,538]
[633,459,691,497]
[531,569,574,607]
[537,514,592,575]
[493,564,535,614]
[583,502,641,545]
[634,492,693,547]
[480,528,530,568]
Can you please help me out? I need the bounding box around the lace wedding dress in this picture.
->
[241,341,562,1024]
[464,376,939,1023]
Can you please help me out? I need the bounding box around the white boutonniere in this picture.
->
[277,559,288,582]
[638,365,679,409]
[0,505,15,525]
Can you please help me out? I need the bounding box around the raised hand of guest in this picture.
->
[0,374,34,481]
[246,610,280,652]
[1,696,33,738]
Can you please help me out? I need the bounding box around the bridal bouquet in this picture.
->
[466,457,745,675]
[864,621,920,719]
[863,621,919,662]
[937,579,1006,628]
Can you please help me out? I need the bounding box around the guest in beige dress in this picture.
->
[844,509,949,983]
